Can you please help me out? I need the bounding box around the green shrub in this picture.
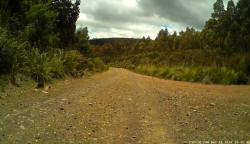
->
[22,49,106,87]
[26,48,53,85]
[181,68,196,82]
[236,72,248,84]
[0,77,6,92]
[135,65,248,85]
[159,68,170,78]
[135,65,160,76]
[239,54,250,76]
[0,27,29,84]
[49,49,65,79]
[92,58,108,72]
[24,49,93,85]
[87,60,95,71]
[110,60,135,69]
[63,50,87,77]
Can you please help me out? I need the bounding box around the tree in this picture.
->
[0,0,28,31]
[74,27,93,57]
[236,0,250,52]
[24,4,59,51]
[226,0,236,21]
[212,0,225,20]
[156,29,169,41]
[172,31,179,50]
[51,0,81,49]
[203,0,226,51]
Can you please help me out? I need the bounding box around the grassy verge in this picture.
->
[0,48,108,93]
[134,65,249,85]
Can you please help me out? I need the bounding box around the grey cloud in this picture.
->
[86,2,140,24]
[77,0,218,38]
[138,0,213,29]
[80,0,147,26]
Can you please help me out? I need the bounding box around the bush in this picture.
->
[92,58,109,72]
[19,48,108,87]
[87,60,95,71]
[136,65,161,77]
[25,49,91,86]
[109,60,135,70]
[26,49,53,86]
[63,50,87,77]
[135,65,248,85]
[0,27,29,84]
[239,54,250,76]
[49,49,65,79]
[0,76,7,92]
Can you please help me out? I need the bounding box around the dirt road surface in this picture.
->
[0,68,250,144]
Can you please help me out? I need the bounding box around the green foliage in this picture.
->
[203,0,250,52]
[63,50,87,77]
[0,0,108,91]
[74,27,93,57]
[135,65,248,85]
[49,49,65,79]
[156,29,169,41]
[212,0,224,20]
[24,49,107,85]
[0,0,28,30]
[1,0,81,50]
[51,0,81,48]
[0,27,29,84]
[238,54,250,76]
[109,60,136,70]
[0,75,8,92]
[26,49,53,85]
[92,58,109,72]
[226,0,236,21]
[24,4,59,50]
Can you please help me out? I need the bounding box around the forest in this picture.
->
[0,0,108,91]
[92,0,250,85]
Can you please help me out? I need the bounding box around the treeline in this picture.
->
[93,0,250,84]
[0,0,107,90]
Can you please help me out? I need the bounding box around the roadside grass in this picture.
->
[135,65,249,85]
[0,48,108,93]
[0,27,108,92]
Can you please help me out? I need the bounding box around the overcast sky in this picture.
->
[76,0,237,39]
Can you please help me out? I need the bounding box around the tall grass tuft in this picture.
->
[26,49,53,86]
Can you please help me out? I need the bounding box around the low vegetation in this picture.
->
[135,65,248,85]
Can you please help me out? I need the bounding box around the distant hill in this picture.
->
[90,38,140,45]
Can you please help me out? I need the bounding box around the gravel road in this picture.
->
[0,68,249,144]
